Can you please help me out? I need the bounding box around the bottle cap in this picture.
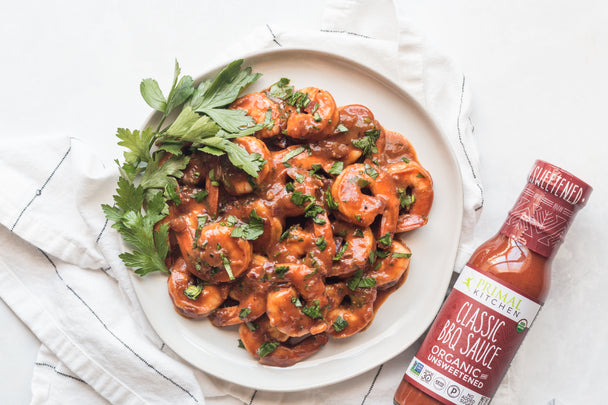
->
[500,160,593,257]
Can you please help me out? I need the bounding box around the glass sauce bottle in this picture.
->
[394,160,592,405]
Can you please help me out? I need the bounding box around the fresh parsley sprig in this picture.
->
[103,59,263,276]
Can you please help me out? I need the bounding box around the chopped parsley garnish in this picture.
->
[352,176,371,188]
[246,322,258,331]
[353,229,364,237]
[191,189,209,202]
[392,252,412,259]
[208,169,219,186]
[257,341,279,358]
[279,225,298,241]
[220,253,235,280]
[238,339,245,349]
[285,181,295,192]
[417,172,426,179]
[291,296,303,307]
[267,77,292,99]
[377,232,392,247]
[325,188,339,210]
[225,215,239,226]
[332,316,349,332]
[351,128,380,158]
[398,188,416,209]
[364,163,379,179]
[347,269,376,290]
[274,265,290,278]
[183,285,202,300]
[375,249,390,259]
[263,108,274,130]
[304,203,326,222]
[294,172,305,183]
[328,161,344,175]
[282,146,306,166]
[301,299,323,319]
[290,190,314,206]
[315,236,328,251]
[239,308,252,319]
[333,241,349,261]
[336,123,348,133]
[230,209,265,241]
[401,157,410,164]
[312,111,322,122]
[197,215,208,228]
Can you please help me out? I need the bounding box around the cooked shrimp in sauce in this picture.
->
[159,78,433,366]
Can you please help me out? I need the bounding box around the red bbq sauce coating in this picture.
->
[394,160,592,405]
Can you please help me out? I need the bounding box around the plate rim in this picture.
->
[133,46,464,392]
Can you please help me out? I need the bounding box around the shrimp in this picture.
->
[239,315,329,367]
[229,92,289,139]
[263,146,326,218]
[269,213,335,275]
[217,136,271,196]
[208,256,271,327]
[226,200,283,254]
[366,240,411,289]
[377,130,418,165]
[190,222,253,282]
[387,161,434,232]
[325,282,377,338]
[265,263,329,337]
[329,222,375,277]
[330,162,399,236]
[167,257,230,319]
[309,105,380,165]
[286,87,339,141]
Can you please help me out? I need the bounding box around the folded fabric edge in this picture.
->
[0,262,149,405]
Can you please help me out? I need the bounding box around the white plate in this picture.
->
[132,49,463,391]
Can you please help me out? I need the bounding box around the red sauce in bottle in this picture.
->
[394,160,592,405]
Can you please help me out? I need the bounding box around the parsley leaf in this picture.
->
[332,316,349,332]
[352,128,380,158]
[377,232,392,247]
[283,146,306,166]
[184,285,202,300]
[301,299,323,319]
[105,59,267,277]
[333,241,349,261]
[328,161,344,175]
[191,59,262,110]
[347,269,376,290]
[231,209,265,241]
[392,252,412,259]
[315,236,328,251]
[258,341,279,358]
[364,163,379,179]
[325,188,339,210]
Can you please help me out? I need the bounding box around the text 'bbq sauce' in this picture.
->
[394,160,592,405]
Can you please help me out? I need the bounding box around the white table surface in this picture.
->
[1,1,606,404]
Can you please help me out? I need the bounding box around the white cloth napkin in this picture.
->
[0,0,485,404]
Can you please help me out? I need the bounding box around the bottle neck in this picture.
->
[499,181,577,258]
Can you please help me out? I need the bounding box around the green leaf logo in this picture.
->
[516,319,528,333]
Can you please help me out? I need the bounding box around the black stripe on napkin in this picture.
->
[10,146,72,231]
[34,362,86,384]
[266,24,281,47]
[319,29,372,39]
[457,75,484,211]
[39,249,200,404]
[361,364,383,404]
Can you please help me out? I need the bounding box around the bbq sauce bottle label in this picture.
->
[403,265,541,405]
